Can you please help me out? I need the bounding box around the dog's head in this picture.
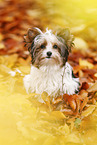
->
[24,27,74,68]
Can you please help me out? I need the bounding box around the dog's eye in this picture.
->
[40,45,45,49]
[53,45,58,49]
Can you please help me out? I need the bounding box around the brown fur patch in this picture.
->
[31,41,47,67]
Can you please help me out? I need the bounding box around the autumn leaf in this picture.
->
[79,58,94,69]
[88,82,97,92]
[81,105,96,117]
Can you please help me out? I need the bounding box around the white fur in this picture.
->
[23,62,79,98]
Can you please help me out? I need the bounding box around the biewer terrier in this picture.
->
[23,27,80,99]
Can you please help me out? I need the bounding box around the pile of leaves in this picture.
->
[0,0,97,122]
[0,1,97,145]
[41,50,97,121]
[0,0,43,57]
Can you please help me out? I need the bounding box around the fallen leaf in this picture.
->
[79,58,94,69]
[79,90,88,98]
[50,111,66,120]
[81,105,96,117]
[67,96,77,111]
[94,73,97,77]
[0,43,5,49]
[0,33,4,41]
[74,37,88,50]
[81,82,89,90]
[88,82,97,92]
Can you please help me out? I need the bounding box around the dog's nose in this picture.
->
[47,51,52,57]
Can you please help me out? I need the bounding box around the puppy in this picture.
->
[23,27,80,99]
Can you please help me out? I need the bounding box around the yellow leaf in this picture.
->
[0,55,18,68]
[18,66,30,74]
[66,133,81,143]
[58,124,70,135]
[6,54,18,68]
[0,43,5,49]
[51,111,66,120]
[0,64,12,74]
[88,82,97,92]
[74,37,88,50]
[71,24,86,33]
[79,58,94,69]
[81,105,96,117]
[94,73,97,77]
[41,92,51,108]
[43,136,57,145]
[41,91,49,101]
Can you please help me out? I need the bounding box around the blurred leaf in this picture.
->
[50,111,66,120]
[79,58,94,69]
[94,73,97,77]
[74,37,88,50]
[81,105,96,117]
[66,133,81,143]
[88,82,97,92]
[0,43,5,49]
[0,33,4,41]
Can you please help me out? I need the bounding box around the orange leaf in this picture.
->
[67,96,77,111]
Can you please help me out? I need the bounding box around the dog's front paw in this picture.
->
[64,80,80,95]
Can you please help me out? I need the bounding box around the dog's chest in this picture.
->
[24,62,79,97]
[30,65,63,95]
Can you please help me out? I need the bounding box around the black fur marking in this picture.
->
[62,48,69,66]
[64,49,69,62]
[72,70,81,86]
[72,71,81,94]
[75,89,79,94]
[72,70,76,78]
[75,82,81,94]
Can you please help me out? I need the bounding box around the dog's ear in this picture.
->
[24,27,42,51]
[24,27,42,42]
[56,28,74,52]
[56,28,74,65]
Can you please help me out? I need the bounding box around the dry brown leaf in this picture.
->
[67,96,77,111]
[0,33,4,41]
[81,82,89,90]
